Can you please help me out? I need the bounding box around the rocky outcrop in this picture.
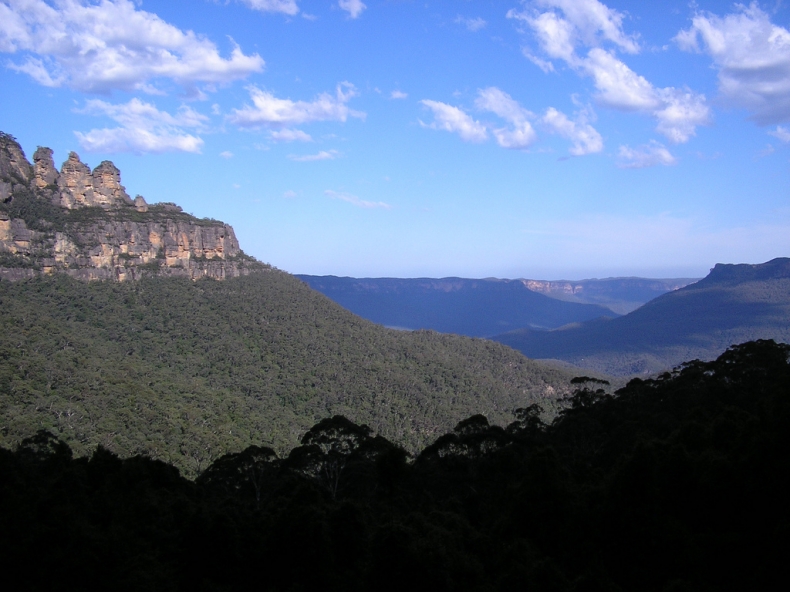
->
[55,152,135,209]
[0,132,265,282]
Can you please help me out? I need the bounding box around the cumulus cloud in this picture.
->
[617,141,677,168]
[419,100,488,142]
[390,90,408,99]
[541,107,603,155]
[74,98,207,154]
[288,150,340,162]
[325,189,390,209]
[0,0,264,94]
[676,3,790,125]
[475,87,537,149]
[455,16,487,32]
[228,82,365,129]
[240,0,299,16]
[509,0,709,143]
[339,0,366,19]
[509,0,639,60]
[270,128,313,142]
[769,126,790,143]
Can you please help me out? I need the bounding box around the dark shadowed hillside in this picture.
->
[494,258,790,375]
[296,275,619,337]
[2,340,787,591]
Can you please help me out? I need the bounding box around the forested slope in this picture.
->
[0,271,574,475]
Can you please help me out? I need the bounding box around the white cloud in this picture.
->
[220,151,234,159]
[475,87,537,149]
[617,141,677,168]
[509,1,710,143]
[283,190,297,198]
[512,9,579,63]
[541,107,603,155]
[422,89,605,155]
[325,189,390,209]
[769,126,790,142]
[270,128,313,142]
[240,0,299,16]
[74,98,206,154]
[582,48,658,110]
[390,90,408,99]
[455,16,487,32]
[676,3,790,124]
[582,50,710,142]
[0,0,264,94]
[420,100,488,142]
[338,0,366,19]
[508,0,639,64]
[228,82,365,129]
[288,150,340,162]
[653,88,711,144]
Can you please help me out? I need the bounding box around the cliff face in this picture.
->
[0,132,264,281]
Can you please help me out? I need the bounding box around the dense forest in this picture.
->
[0,272,575,475]
[1,340,787,591]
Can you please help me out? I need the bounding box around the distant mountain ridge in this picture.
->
[521,277,699,314]
[493,258,790,376]
[296,275,698,338]
[296,275,621,337]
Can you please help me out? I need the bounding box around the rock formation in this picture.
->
[0,131,264,281]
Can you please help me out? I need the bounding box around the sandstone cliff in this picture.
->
[0,132,264,281]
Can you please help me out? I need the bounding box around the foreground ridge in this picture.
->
[1,340,787,591]
[0,131,264,281]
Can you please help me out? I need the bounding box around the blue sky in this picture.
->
[1,0,789,279]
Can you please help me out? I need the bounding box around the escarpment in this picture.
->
[0,132,265,281]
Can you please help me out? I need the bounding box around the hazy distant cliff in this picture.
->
[0,132,263,281]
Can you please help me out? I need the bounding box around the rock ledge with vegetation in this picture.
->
[0,131,263,281]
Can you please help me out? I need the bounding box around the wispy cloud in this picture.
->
[390,90,408,100]
[419,100,488,142]
[288,150,340,162]
[475,87,537,149]
[769,126,790,143]
[541,106,603,155]
[239,1,299,16]
[74,98,206,154]
[219,151,234,159]
[617,141,677,168]
[0,0,264,94]
[338,0,366,19]
[422,88,603,155]
[228,83,365,129]
[325,189,390,209]
[455,16,486,32]
[270,128,313,142]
